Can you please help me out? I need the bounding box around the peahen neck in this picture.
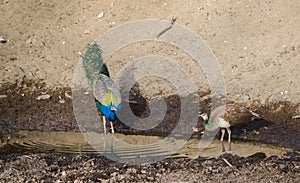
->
[204,120,218,131]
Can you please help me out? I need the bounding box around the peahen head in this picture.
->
[199,112,208,121]
[199,112,216,131]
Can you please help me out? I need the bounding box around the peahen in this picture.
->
[199,104,260,152]
[82,43,121,134]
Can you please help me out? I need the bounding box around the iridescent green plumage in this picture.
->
[82,43,110,83]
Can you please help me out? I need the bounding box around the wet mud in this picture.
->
[0,79,300,182]
[1,79,299,150]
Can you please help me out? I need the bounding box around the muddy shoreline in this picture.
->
[1,79,300,182]
[1,79,299,150]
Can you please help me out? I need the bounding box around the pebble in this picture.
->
[292,115,300,119]
[83,30,90,34]
[253,130,260,135]
[243,95,250,101]
[97,12,104,19]
[37,94,51,100]
[0,36,7,43]
[0,95,7,98]
[64,91,72,99]
[61,171,66,177]
[109,21,116,27]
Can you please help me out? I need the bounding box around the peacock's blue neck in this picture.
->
[95,100,120,121]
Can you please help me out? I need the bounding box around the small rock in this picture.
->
[126,168,137,174]
[58,95,65,103]
[243,95,250,101]
[61,171,66,177]
[0,36,7,43]
[253,130,260,135]
[65,91,72,99]
[292,115,300,119]
[97,12,104,18]
[0,95,7,98]
[3,0,9,3]
[37,94,51,100]
[109,21,116,27]
[84,30,90,34]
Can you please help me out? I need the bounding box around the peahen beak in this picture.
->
[198,112,209,121]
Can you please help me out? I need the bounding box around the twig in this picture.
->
[292,115,300,119]
[156,17,177,39]
[222,157,233,167]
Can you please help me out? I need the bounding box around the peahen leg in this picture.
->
[227,127,232,151]
[110,122,114,134]
[102,116,107,134]
[220,128,226,152]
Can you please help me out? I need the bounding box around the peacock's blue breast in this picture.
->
[95,100,120,121]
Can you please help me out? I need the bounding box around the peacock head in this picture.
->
[110,103,121,114]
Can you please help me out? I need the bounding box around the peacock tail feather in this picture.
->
[82,43,110,85]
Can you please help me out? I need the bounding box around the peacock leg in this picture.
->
[110,122,114,134]
[220,128,226,152]
[227,127,232,151]
[102,116,107,134]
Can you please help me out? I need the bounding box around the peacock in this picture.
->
[198,104,260,152]
[82,43,121,134]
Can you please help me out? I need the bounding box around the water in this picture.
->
[0,130,294,159]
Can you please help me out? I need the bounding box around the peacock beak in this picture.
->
[110,106,117,111]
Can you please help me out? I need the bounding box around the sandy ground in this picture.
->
[1,0,300,182]
[1,0,300,104]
